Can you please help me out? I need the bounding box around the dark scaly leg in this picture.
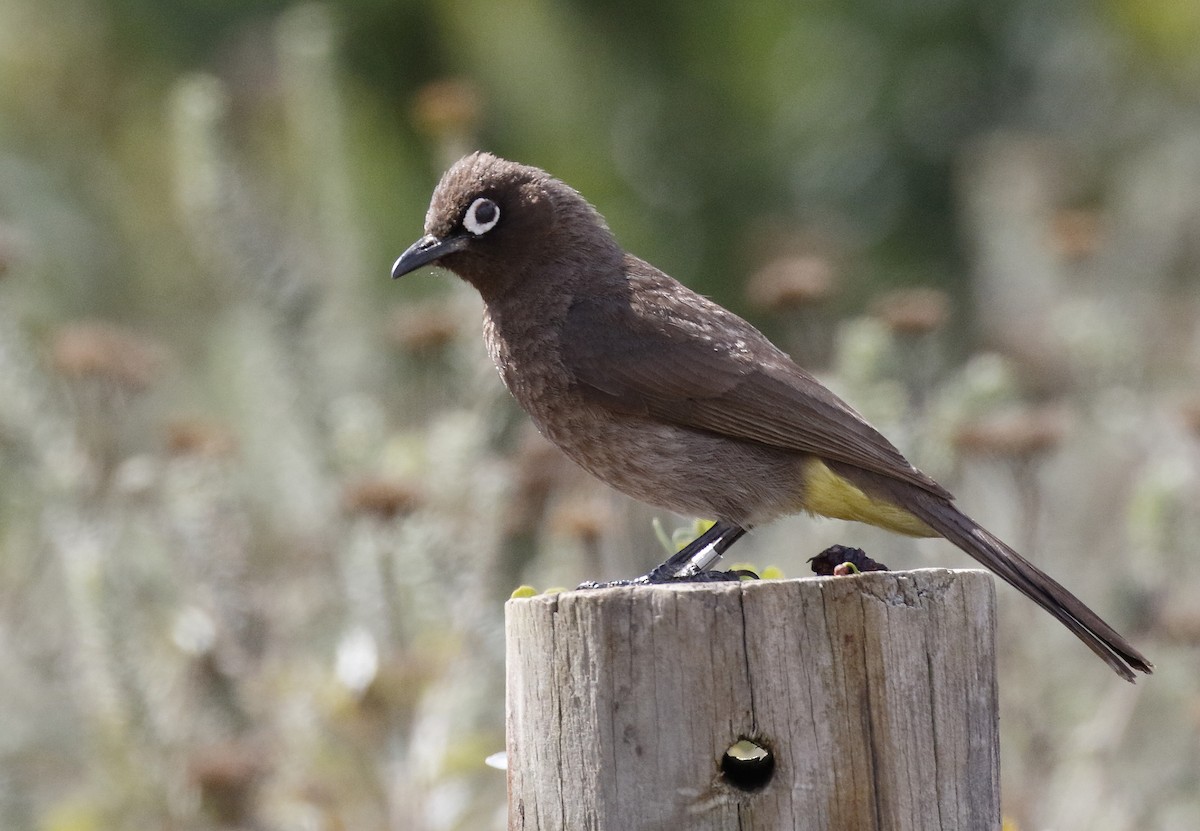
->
[577,520,752,588]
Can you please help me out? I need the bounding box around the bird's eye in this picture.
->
[463,197,500,236]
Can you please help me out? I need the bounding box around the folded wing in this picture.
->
[562,256,949,499]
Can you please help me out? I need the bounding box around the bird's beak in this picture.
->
[391,232,469,279]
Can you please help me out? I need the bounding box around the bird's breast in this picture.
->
[482,309,570,411]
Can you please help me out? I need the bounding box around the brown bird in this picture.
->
[391,152,1152,682]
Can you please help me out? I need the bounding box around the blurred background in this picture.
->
[1,0,1199,828]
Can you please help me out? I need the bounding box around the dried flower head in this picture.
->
[871,287,950,336]
[51,321,167,391]
[746,254,836,311]
[1158,601,1200,646]
[166,419,238,457]
[386,299,463,353]
[188,741,266,824]
[0,222,23,279]
[341,477,422,520]
[952,406,1068,460]
[506,427,578,536]
[549,498,611,544]
[412,78,481,138]
[512,427,570,495]
[1180,400,1200,439]
[356,652,438,715]
[1049,208,1103,262]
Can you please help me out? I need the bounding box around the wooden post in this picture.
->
[505,568,999,831]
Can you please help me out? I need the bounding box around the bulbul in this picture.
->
[391,151,1152,682]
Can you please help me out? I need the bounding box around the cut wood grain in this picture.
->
[506,569,999,831]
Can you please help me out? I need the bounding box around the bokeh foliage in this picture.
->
[2,1,1200,829]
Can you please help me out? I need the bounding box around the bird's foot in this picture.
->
[577,567,758,590]
[576,520,755,590]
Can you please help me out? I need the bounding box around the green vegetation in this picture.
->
[1,1,1199,829]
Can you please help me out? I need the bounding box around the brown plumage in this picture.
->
[392,151,1152,682]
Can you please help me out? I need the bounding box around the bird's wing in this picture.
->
[562,257,949,498]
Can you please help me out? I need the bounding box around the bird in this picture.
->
[391,151,1152,682]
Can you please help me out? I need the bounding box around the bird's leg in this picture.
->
[578,521,751,589]
[648,520,749,581]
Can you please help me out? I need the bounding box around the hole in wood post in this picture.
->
[720,738,775,792]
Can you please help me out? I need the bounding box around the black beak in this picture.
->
[391,232,469,279]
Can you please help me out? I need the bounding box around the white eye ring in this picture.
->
[463,197,500,236]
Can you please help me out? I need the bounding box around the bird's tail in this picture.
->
[901,492,1153,682]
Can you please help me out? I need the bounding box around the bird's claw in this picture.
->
[576,568,757,590]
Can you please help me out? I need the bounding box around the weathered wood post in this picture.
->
[506,568,999,831]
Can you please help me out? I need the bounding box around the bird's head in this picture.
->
[391,152,618,298]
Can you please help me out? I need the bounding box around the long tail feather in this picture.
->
[903,492,1153,682]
